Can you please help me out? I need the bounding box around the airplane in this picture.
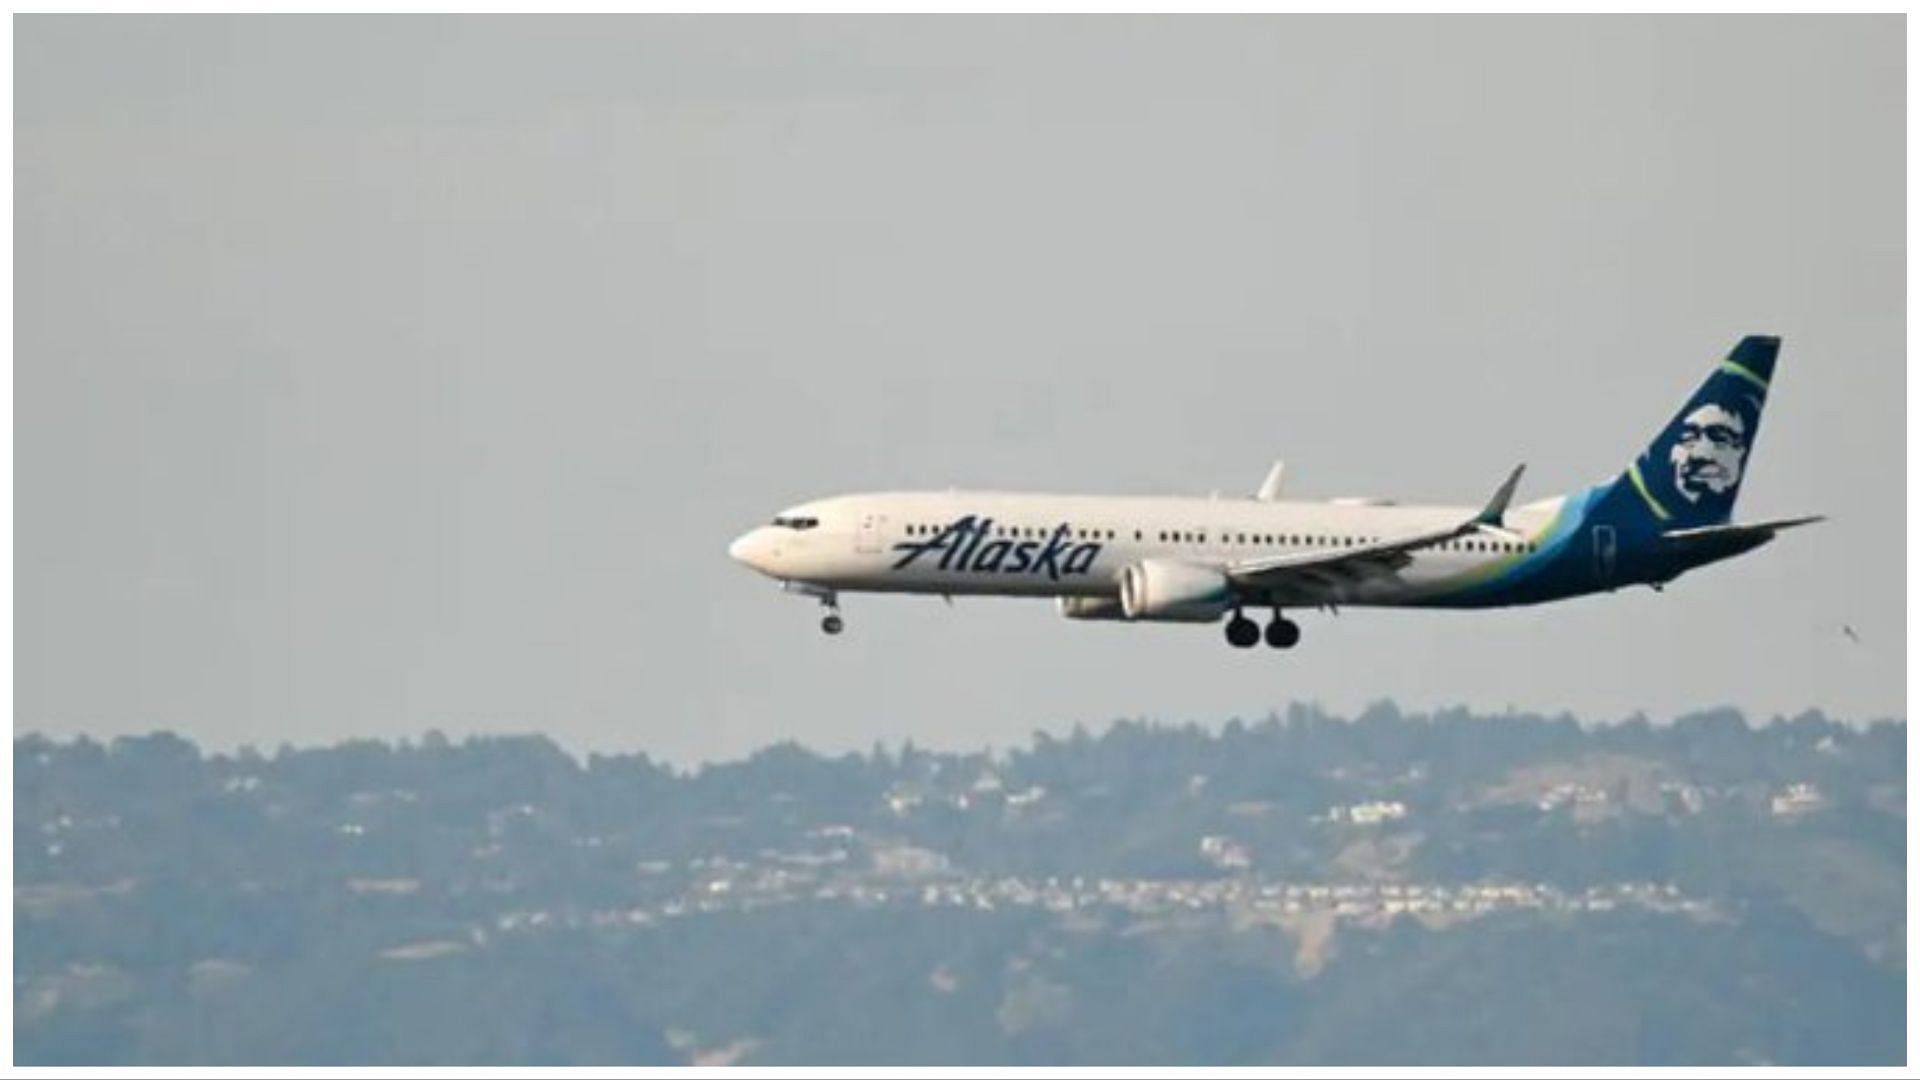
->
[728,336,1820,649]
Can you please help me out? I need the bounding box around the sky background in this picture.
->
[17,17,1905,764]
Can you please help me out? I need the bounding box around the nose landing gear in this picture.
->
[783,581,846,636]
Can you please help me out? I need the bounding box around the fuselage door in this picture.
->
[1592,524,1617,583]
[856,512,886,554]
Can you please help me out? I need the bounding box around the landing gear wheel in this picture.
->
[1225,615,1260,649]
[1265,617,1300,650]
[821,613,844,635]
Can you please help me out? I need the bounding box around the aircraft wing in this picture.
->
[1225,465,1526,599]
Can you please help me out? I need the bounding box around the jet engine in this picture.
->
[1057,596,1128,620]
[1117,559,1233,622]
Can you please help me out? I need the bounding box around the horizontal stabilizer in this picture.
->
[1662,515,1825,543]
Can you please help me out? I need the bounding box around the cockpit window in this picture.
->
[771,515,819,530]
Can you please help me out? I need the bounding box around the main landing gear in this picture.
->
[1225,609,1300,650]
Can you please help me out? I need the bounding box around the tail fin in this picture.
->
[1612,335,1779,530]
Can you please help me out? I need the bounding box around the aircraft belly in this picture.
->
[812,557,1118,599]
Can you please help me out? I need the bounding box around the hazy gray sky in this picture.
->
[18,17,1905,763]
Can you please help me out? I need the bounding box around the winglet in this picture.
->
[1255,460,1287,501]
[1474,464,1526,527]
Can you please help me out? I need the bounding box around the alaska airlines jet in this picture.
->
[729,336,1819,648]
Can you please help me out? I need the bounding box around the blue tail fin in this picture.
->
[1611,335,1779,531]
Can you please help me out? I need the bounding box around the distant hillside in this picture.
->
[14,705,1905,1065]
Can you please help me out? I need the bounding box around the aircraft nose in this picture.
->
[728,528,778,575]
[728,530,757,565]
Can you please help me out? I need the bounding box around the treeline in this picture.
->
[15,704,1905,1065]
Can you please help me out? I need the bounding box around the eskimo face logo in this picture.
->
[1668,403,1748,502]
[890,515,1102,581]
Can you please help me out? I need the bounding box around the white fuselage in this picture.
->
[728,337,1809,639]
[728,489,1566,609]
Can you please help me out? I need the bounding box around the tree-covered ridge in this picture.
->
[14,705,1905,1065]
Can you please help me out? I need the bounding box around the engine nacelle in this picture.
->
[1118,559,1233,622]
[1057,596,1127,621]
